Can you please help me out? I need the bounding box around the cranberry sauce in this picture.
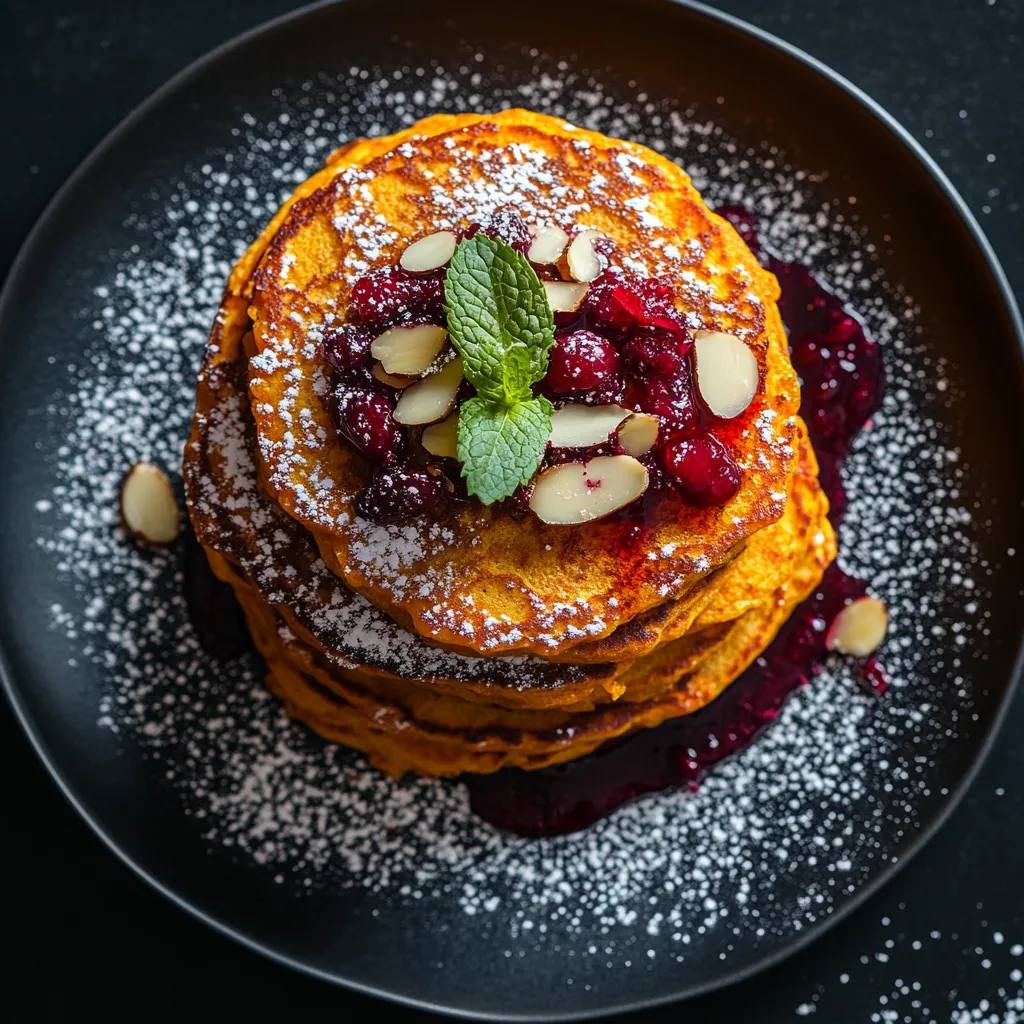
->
[325,218,746,523]
[465,207,887,837]
[540,271,740,506]
[182,523,252,660]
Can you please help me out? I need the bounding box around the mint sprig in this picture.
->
[444,235,555,505]
[456,395,554,506]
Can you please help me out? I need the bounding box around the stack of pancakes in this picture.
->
[183,110,835,777]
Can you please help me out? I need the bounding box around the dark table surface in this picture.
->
[2,1,1022,1020]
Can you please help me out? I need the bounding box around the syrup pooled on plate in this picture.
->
[466,206,887,836]
[466,563,871,837]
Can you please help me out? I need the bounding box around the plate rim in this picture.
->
[1,0,1022,1018]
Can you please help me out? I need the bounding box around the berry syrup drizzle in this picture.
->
[465,206,887,837]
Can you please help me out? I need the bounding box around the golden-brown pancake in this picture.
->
[225,528,831,777]
[245,109,800,657]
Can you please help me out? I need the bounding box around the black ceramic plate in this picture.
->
[1,0,1022,1018]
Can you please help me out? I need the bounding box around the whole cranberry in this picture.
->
[487,210,532,252]
[580,372,627,406]
[328,386,399,461]
[322,324,373,372]
[584,272,689,339]
[637,379,699,435]
[584,276,647,336]
[636,352,700,435]
[358,463,446,523]
[622,327,691,378]
[636,277,689,335]
[349,267,445,333]
[543,330,621,395]
[661,434,741,506]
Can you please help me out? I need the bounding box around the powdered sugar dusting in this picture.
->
[793,913,1024,1021]
[32,54,990,975]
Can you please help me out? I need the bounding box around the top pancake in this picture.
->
[246,109,800,657]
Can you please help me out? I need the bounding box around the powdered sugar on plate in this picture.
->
[794,914,1024,1021]
[32,55,989,970]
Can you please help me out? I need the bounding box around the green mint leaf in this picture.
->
[444,234,555,405]
[457,395,553,505]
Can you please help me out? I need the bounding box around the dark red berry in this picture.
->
[349,267,445,333]
[328,386,399,461]
[661,434,740,506]
[322,324,373,372]
[358,463,445,523]
[487,210,532,253]
[334,362,378,392]
[644,307,688,336]
[543,330,621,395]
[580,372,627,406]
[637,379,698,435]
[583,272,689,339]
[584,277,646,335]
[635,350,700,435]
[622,327,691,378]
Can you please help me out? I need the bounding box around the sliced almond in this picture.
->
[529,455,648,525]
[543,280,589,313]
[528,225,570,265]
[372,362,416,388]
[826,597,888,657]
[566,229,604,283]
[421,412,459,458]
[617,413,659,457]
[549,404,631,449]
[694,330,759,419]
[370,323,447,376]
[120,462,180,545]
[399,230,457,274]
[394,356,464,425]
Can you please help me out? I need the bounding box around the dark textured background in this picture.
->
[1,1,1021,1019]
